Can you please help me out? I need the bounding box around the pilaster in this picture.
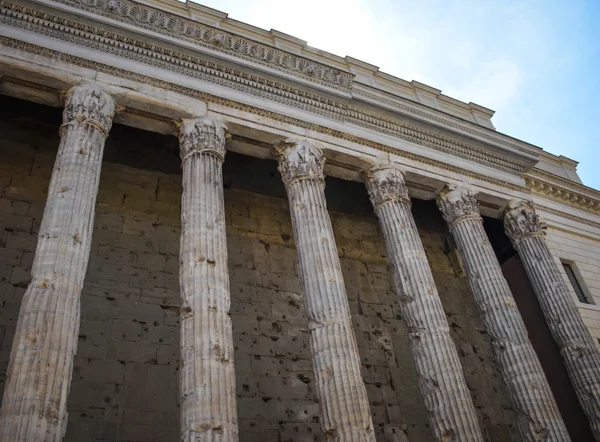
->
[277,139,375,441]
[437,186,570,442]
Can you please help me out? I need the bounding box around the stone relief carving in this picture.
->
[52,0,353,90]
[0,34,535,195]
[178,117,228,162]
[362,164,410,208]
[437,186,480,226]
[0,1,530,176]
[504,200,545,245]
[61,82,116,136]
[275,139,325,186]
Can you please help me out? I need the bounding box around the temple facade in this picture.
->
[0,0,600,441]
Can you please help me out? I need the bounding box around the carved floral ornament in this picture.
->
[177,117,228,162]
[275,139,325,186]
[504,200,545,245]
[436,186,481,227]
[0,2,530,176]
[58,0,353,90]
[61,82,116,137]
[362,164,410,208]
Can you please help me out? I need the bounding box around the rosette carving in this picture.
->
[178,117,228,162]
[504,200,545,245]
[362,164,409,207]
[437,186,480,226]
[276,139,325,186]
[62,82,116,137]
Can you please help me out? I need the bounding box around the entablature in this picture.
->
[0,0,543,177]
[3,0,600,236]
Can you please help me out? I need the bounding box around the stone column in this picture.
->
[363,166,483,441]
[437,186,570,442]
[276,140,375,441]
[177,117,238,441]
[505,200,600,441]
[0,83,116,441]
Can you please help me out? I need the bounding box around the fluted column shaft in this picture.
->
[178,118,238,441]
[505,201,600,441]
[363,166,483,442]
[437,187,570,442]
[277,140,375,441]
[0,83,116,441]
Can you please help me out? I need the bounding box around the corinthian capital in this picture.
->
[276,139,325,186]
[362,164,409,208]
[62,83,116,137]
[437,186,480,226]
[504,200,545,245]
[177,117,228,163]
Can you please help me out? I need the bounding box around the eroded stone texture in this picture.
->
[276,140,375,441]
[437,186,570,442]
[0,83,116,441]
[505,200,600,441]
[178,118,239,441]
[363,165,483,442]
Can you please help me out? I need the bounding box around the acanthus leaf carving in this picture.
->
[62,82,116,136]
[276,139,325,186]
[504,200,545,245]
[362,164,410,208]
[437,186,481,227]
[178,117,228,162]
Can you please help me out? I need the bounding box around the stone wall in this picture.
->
[0,97,517,441]
[544,227,600,348]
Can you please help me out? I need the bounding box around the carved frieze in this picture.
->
[0,1,531,176]
[49,0,353,90]
[0,35,534,193]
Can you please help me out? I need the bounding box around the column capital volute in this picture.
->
[275,138,325,186]
[177,117,228,163]
[504,199,545,246]
[362,163,409,208]
[61,82,116,138]
[436,185,481,227]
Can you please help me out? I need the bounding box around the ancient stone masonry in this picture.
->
[276,140,376,441]
[0,83,116,441]
[505,200,600,441]
[178,117,239,441]
[437,186,571,442]
[363,165,484,442]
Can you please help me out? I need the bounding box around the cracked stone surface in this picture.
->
[437,186,570,442]
[0,83,116,441]
[505,200,600,441]
[178,117,239,441]
[277,139,375,442]
[363,165,484,442]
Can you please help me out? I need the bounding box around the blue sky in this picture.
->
[193,0,600,189]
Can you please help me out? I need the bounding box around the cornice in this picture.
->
[47,0,354,92]
[0,36,530,196]
[353,86,538,160]
[525,175,600,215]
[0,0,532,176]
[529,168,600,200]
